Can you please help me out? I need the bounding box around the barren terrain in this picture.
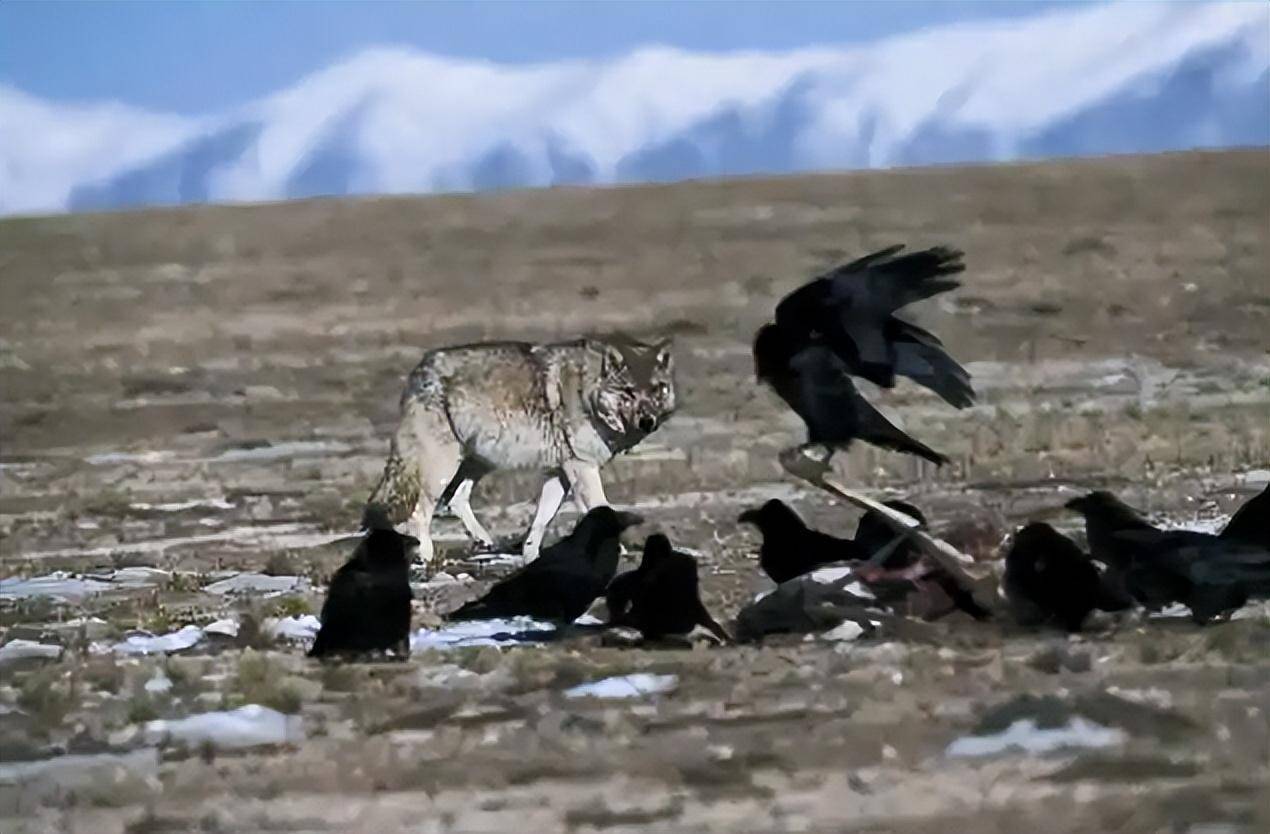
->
[1,149,1269,833]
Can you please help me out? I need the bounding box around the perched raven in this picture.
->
[738,499,866,583]
[1002,522,1124,632]
[606,533,730,643]
[753,245,974,467]
[446,506,643,624]
[309,504,415,659]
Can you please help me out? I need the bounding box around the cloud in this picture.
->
[0,85,199,214]
[2,1,1266,215]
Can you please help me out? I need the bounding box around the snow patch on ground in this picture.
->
[265,615,322,643]
[144,705,304,750]
[110,625,206,656]
[564,674,679,699]
[410,617,558,651]
[946,717,1126,758]
[202,573,308,596]
[0,639,63,665]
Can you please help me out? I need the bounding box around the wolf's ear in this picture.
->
[653,339,673,370]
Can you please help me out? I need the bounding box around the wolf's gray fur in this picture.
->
[367,335,675,563]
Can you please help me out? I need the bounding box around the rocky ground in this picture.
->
[1,149,1268,832]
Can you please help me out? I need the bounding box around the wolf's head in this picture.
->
[589,336,676,447]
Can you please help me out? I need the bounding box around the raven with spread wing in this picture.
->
[754,245,973,469]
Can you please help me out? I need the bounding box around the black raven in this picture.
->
[446,506,643,624]
[734,575,882,643]
[737,498,866,583]
[605,533,730,643]
[309,504,415,659]
[1064,491,1155,572]
[753,245,974,467]
[1002,522,1124,632]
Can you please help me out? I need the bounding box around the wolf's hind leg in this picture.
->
[523,472,569,560]
[398,401,464,565]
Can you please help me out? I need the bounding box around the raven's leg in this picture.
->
[778,443,834,483]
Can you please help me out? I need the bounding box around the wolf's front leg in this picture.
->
[447,478,496,550]
[406,505,434,564]
[562,460,609,511]
[522,473,568,560]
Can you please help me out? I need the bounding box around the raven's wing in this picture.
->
[448,557,599,622]
[887,318,975,408]
[849,389,948,464]
[774,246,970,401]
[1114,528,1214,556]
[786,345,948,464]
[1189,544,1270,588]
[763,343,856,444]
[774,246,962,332]
[605,569,640,624]
[1220,485,1270,549]
[806,245,965,317]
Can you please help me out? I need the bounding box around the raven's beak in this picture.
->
[616,511,645,529]
[737,509,760,525]
[1063,496,1085,512]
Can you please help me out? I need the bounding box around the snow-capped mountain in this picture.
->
[2,1,1266,216]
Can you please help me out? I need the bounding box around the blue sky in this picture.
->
[1,0,1075,113]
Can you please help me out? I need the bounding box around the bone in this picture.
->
[779,456,1000,613]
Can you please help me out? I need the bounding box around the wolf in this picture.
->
[366,335,675,563]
